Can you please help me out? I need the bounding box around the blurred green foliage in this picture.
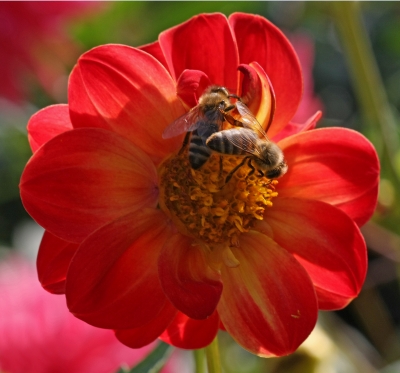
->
[72,2,266,48]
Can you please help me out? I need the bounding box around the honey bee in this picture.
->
[162,85,242,169]
[205,100,288,183]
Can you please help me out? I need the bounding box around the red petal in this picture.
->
[159,13,239,89]
[176,69,211,108]
[265,198,368,309]
[139,41,169,71]
[115,301,177,349]
[338,187,379,226]
[238,63,275,133]
[158,234,222,320]
[27,104,73,153]
[37,231,78,294]
[20,128,158,243]
[218,231,317,357]
[278,127,380,226]
[66,210,171,329]
[68,44,185,164]
[273,110,322,142]
[160,311,219,350]
[230,13,302,136]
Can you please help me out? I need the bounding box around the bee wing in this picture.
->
[223,128,263,157]
[162,106,203,139]
[196,107,225,138]
[235,101,270,141]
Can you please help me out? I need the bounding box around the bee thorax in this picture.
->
[258,142,284,167]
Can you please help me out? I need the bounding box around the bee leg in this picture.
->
[228,94,241,101]
[246,158,256,178]
[178,132,191,155]
[224,157,248,185]
[223,111,244,128]
[219,156,224,179]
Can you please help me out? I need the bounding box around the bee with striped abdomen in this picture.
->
[162,85,241,169]
[206,100,287,184]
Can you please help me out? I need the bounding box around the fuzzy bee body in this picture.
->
[206,102,287,182]
[207,128,255,156]
[162,86,240,169]
[162,85,287,181]
[188,121,219,169]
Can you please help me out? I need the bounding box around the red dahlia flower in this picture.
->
[20,13,379,357]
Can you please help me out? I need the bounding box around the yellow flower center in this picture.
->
[158,151,278,248]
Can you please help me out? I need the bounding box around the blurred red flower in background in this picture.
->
[0,256,182,373]
[20,13,379,357]
[0,2,100,102]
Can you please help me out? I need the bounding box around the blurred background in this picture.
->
[0,2,399,372]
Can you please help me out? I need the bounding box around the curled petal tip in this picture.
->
[176,69,211,108]
[238,63,276,134]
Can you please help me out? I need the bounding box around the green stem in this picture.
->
[205,335,222,373]
[193,348,206,373]
[331,2,400,189]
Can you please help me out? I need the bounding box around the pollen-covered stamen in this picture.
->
[159,152,278,246]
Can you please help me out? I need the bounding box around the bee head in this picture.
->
[209,86,230,96]
[265,162,288,179]
[199,86,231,112]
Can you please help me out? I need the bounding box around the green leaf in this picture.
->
[115,342,173,373]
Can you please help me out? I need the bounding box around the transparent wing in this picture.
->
[196,108,225,137]
[162,106,203,139]
[218,128,263,157]
[235,101,269,141]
